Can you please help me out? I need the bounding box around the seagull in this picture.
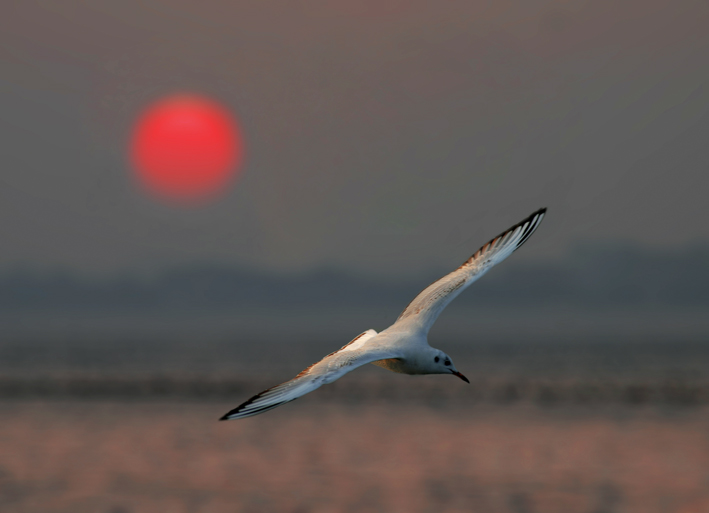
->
[220,208,546,420]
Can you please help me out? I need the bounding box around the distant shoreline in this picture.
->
[2,374,708,407]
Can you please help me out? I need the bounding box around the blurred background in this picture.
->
[1,1,709,512]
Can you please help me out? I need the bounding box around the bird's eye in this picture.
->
[434,356,440,363]
[444,360,451,366]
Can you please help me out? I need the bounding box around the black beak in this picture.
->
[451,371,470,383]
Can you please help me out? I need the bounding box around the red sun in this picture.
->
[129,94,244,204]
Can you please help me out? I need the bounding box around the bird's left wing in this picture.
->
[394,208,546,334]
[220,329,398,420]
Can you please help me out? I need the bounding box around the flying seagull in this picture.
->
[220,208,546,420]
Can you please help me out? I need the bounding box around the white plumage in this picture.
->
[221,208,546,420]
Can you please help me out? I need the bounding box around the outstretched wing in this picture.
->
[220,329,395,420]
[395,208,546,334]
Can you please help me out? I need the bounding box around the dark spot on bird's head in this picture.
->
[434,356,440,363]
[445,360,451,366]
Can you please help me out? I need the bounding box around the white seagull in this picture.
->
[220,208,546,420]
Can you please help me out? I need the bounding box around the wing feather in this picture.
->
[220,330,392,420]
[395,208,546,333]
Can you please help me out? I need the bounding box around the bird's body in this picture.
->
[220,208,546,420]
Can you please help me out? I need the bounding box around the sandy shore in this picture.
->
[1,401,708,513]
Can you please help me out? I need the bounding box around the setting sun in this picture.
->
[129,94,244,204]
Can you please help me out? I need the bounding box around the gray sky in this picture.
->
[1,0,708,277]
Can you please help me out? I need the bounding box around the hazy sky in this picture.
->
[1,0,708,276]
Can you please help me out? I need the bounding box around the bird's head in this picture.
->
[428,349,469,383]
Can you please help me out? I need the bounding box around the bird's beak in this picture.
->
[451,371,470,383]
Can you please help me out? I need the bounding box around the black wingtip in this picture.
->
[511,208,547,250]
[496,208,547,242]
[478,208,547,255]
[524,207,547,220]
[219,409,237,421]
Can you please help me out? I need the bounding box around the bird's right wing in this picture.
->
[220,329,397,420]
[394,208,546,334]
